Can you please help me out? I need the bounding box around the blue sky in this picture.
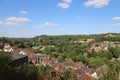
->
[0,0,120,37]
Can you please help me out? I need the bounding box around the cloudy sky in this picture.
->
[0,0,120,37]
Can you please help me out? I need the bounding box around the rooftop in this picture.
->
[10,53,28,61]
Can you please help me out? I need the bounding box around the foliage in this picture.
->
[88,51,113,60]
[105,61,120,80]
[109,47,120,58]
[1,33,120,79]
[61,67,78,80]
[87,58,106,69]
[0,52,15,80]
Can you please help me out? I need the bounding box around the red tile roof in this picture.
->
[79,74,95,80]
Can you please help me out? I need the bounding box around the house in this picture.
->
[10,53,28,66]
[79,74,95,80]
[12,48,38,64]
[90,72,98,79]
[96,64,107,79]
[76,65,98,79]
[77,64,107,79]
[91,43,108,52]
[37,53,58,65]
[66,61,83,70]
[0,42,4,49]
[51,63,65,72]
[37,53,50,64]
[3,43,13,52]
[19,50,27,55]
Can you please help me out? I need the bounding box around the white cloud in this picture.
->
[43,22,58,27]
[63,0,72,3]
[85,0,110,8]
[20,10,28,14]
[111,23,120,26]
[33,26,42,29]
[6,17,31,23]
[0,21,20,26]
[58,0,72,9]
[58,2,70,9]
[0,16,30,27]
[112,17,120,20]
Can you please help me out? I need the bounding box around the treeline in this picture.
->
[1,33,120,46]
[33,33,120,44]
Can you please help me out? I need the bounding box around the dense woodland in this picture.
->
[1,33,120,80]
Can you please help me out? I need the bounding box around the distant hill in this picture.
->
[1,33,120,42]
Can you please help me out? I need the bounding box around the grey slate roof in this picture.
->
[10,53,27,61]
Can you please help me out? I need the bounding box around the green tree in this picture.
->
[109,47,120,58]
[17,63,42,80]
[87,58,106,69]
[61,67,78,80]
[106,61,120,80]
[0,52,15,80]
